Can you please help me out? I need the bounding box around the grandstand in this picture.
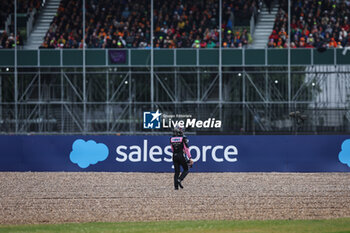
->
[269,0,350,48]
[0,0,349,134]
[0,0,42,48]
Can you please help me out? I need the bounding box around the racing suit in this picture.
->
[170,135,191,189]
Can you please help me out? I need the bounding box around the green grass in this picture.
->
[1,219,350,233]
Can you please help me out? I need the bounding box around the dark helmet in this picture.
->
[173,125,184,136]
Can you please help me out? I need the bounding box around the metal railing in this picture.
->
[1,48,349,67]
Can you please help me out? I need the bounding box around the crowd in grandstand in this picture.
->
[2,0,350,49]
[268,0,350,48]
[0,31,23,48]
[40,0,258,49]
[0,0,42,48]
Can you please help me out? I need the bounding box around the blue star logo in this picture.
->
[143,110,162,129]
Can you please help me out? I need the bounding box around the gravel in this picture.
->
[0,172,350,224]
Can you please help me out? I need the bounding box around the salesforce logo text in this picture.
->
[115,140,237,163]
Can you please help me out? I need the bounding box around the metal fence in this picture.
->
[1,63,349,134]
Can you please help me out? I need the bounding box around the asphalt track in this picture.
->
[0,172,350,224]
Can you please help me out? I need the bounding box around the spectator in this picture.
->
[42,0,259,49]
[269,0,350,48]
[1,0,42,49]
[0,31,23,48]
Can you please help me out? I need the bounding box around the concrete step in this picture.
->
[46,2,61,5]
[251,39,265,42]
[259,16,276,19]
[42,12,56,15]
[254,31,273,34]
[35,25,51,29]
[261,9,278,12]
[256,23,274,26]
[29,37,44,40]
[251,2,278,48]
[40,19,53,23]
[31,33,45,36]
[255,27,274,30]
[35,25,50,29]
[36,22,51,24]
[261,7,278,12]
[254,30,273,33]
[259,18,275,21]
[253,39,268,44]
[260,13,277,17]
[260,11,278,14]
[24,0,60,49]
[26,40,42,44]
[256,27,274,30]
[33,30,48,34]
[254,38,270,41]
[255,29,273,32]
[42,13,56,16]
[35,24,50,28]
[26,44,42,47]
[259,20,275,23]
[30,32,45,36]
[259,18,276,21]
[45,6,59,9]
[255,26,274,29]
[27,41,43,44]
[26,44,43,48]
[260,14,276,17]
[257,21,275,24]
[29,33,45,36]
[34,26,49,29]
[254,32,272,35]
[261,9,278,13]
[261,6,278,9]
[253,40,269,42]
[35,26,50,29]
[256,25,275,27]
[43,11,57,15]
[43,9,57,12]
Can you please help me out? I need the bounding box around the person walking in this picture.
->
[170,126,193,190]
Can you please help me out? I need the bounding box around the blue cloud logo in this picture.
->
[338,139,350,167]
[70,139,109,168]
